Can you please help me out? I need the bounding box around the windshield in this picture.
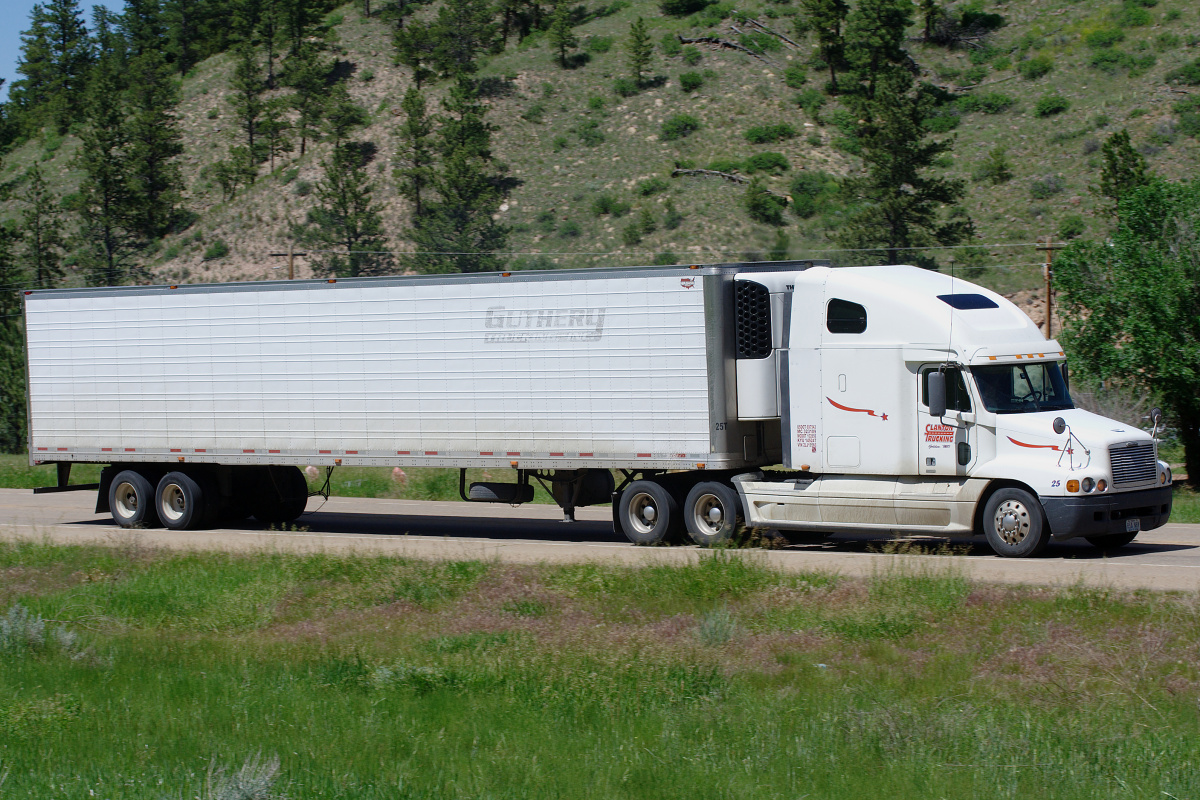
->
[970,361,1074,414]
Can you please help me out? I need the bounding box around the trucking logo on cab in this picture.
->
[924,423,955,443]
[680,277,695,289]
[484,306,606,342]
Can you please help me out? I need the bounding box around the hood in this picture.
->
[996,408,1154,473]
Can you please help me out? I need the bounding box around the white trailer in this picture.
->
[23,261,1172,556]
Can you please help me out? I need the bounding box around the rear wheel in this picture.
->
[683,482,743,547]
[109,470,159,529]
[156,471,210,531]
[252,466,310,525]
[982,487,1050,558]
[1085,531,1138,550]
[617,480,679,545]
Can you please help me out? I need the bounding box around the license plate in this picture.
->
[1126,518,1141,532]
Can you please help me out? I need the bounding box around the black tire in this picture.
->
[617,480,680,545]
[981,487,1050,558]
[155,471,209,531]
[108,469,160,529]
[1085,531,1138,550]
[683,481,743,547]
[252,466,309,525]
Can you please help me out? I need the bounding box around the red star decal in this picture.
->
[881,413,888,421]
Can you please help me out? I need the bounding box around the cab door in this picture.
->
[917,366,976,476]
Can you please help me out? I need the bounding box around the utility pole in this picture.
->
[268,245,307,279]
[1036,238,1059,339]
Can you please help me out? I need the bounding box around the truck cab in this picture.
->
[731,265,1172,556]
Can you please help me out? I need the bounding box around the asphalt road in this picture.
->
[1,487,1199,592]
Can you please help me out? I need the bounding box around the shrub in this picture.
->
[1085,28,1125,48]
[613,77,639,96]
[587,96,605,111]
[637,176,670,195]
[664,198,684,229]
[520,102,546,123]
[1058,214,1086,240]
[662,114,701,140]
[660,34,682,56]
[1165,7,1180,21]
[586,35,614,53]
[591,193,631,217]
[794,88,825,121]
[744,123,797,144]
[682,46,703,66]
[559,220,582,237]
[783,64,807,89]
[679,71,704,92]
[1082,137,1101,154]
[552,135,569,151]
[962,65,987,84]
[1155,32,1181,51]
[622,222,642,246]
[575,119,605,146]
[744,179,787,225]
[1019,53,1054,80]
[203,240,230,260]
[744,152,789,174]
[1029,174,1066,199]
[1177,96,1200,138]
[294,180,312,196]
[1035,94,1070,117]
[972,146,1013,184]
[1165,58,1200,85]
[1115,4,1151,27]
[661,0,711,14]
[957,92,1016,114]
[924,107,961,133]
[992,55,1011,71]
[637,208,657,235]
[652,251,680,265]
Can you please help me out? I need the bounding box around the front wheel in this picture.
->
[683,482,743,547]
[617,481,679,545]
[981,487,1050,558]
[1085,531,1138,550]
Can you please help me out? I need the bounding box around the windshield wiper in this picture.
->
[1016,367,1043,411]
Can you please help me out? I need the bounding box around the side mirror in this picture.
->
[928,372,947,418]
[1053,417,1067,435]
[1152,407,1162,426]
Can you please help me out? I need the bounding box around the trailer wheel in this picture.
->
[618,481,679,545]
[252,466,309,525]
[156,471,210,531]
[982,488,1049,558]
[1085,531,1138,550]
[684,482,743,547]
[109,470,159,529]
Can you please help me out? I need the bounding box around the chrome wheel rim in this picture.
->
[627,492,658,536]
[160,483,187,524]
[993,499,1030,545]
[691,493,726,537]
[114,481,139,521]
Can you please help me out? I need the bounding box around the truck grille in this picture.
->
[1109,441,1157,486]
[735,281,772,359]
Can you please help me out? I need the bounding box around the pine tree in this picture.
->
[844,0,912,98]
[393,20,437,88]
[321,82,369,151]
[1099,129,1150,217]
[18,164,66,288]
[11,0,94,134]
[402,79,509,274]
[799,0,848,94]
[548,0,578,68]
[120,0,166,59]
[163,0,203,75]
[125,51,185,239]
[74,53,139,286]
[835,68,974,265]
[626,17,652,86]
[395,86,436,218]
[306,145,390,277]
[229,43,267,163]
[260,97,294,171]
[281,39,331,156]
[0,222,29,454]
[430,0,499,77]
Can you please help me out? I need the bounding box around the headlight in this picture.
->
[1096,479,1108,492]
[1081,477,1096,493]
[1167,467,1173,484]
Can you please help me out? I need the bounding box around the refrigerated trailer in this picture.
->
[24,261,1172,557]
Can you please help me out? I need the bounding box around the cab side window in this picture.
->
[920,367,972,412]
[827,299,867,334]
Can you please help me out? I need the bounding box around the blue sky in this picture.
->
[1,0,121,101]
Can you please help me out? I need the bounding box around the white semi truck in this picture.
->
[23,261,1172,557]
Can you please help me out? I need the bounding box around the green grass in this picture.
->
[2,541,1200,798]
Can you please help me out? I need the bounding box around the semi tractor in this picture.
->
[23,261,1172,557]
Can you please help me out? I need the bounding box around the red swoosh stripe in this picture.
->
[827,397,885,419]
[1007,436,1061,451]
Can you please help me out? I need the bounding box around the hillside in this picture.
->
[1,0,1198,298]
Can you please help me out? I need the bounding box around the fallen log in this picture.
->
[677,34,773,64]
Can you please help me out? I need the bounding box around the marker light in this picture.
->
[1096,479,1108,492]
[1081,477,1095,493]
[1066,480,1080,493]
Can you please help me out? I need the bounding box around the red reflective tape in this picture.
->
[36,447,47,451]
[396,451,410,455]
[479,451,494,456]
[268,449,280,454]
[346,450,358,454]
[125,448,136,452]
[195,449,206,453]
[579,452,593,457]
[550,452,564,457]
[101,448,112,452]
[170,449,182,453]
[319,450,331,454]
[424,451,438,456]
[243,449,255,453]
[507,452,520,456]
[57,447,68,451]
[637,453,652,458]
[675,453,686,458]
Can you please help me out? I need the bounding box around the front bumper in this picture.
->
[1041,485,1173,540]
